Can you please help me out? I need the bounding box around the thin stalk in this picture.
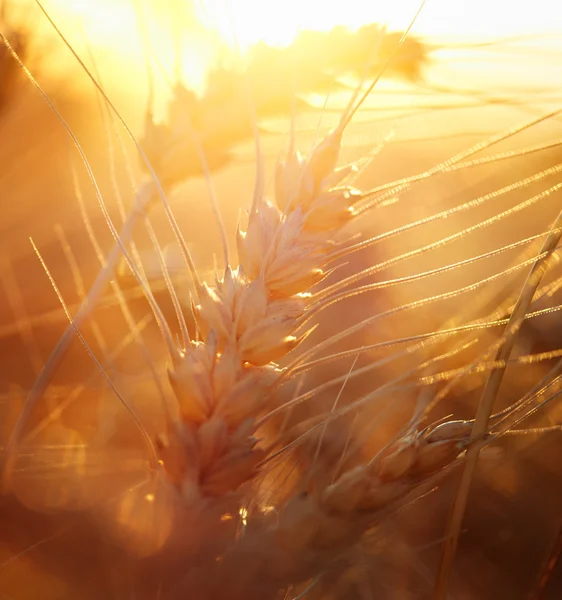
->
[433,201,562,599]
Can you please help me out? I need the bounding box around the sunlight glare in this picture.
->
[197,0,562,50]
[197,0,424,51]
[25,0,562,122]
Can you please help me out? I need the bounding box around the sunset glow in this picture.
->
[39,0,562,53]
[196,0,562,50]
[17,0,562,118]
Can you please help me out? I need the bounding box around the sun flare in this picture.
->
[30,0,562,54]
[197,0,562,51]
[196,0,422,51]
[19,0,562,120]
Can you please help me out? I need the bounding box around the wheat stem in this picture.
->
[434,200,562,599]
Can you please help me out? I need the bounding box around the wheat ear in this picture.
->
[162,104,370,501]
[169,419,479,598]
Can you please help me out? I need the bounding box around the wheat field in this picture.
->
[0,1,562,599]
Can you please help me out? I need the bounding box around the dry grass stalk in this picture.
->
[434,206,562,598]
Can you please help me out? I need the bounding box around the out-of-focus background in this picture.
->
[1,1,562,598]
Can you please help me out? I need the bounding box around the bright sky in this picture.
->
[198,0,562,47]
[36,0,562,49]
[11,0,562,118]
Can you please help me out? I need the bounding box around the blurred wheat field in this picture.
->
[1,1,562,599]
